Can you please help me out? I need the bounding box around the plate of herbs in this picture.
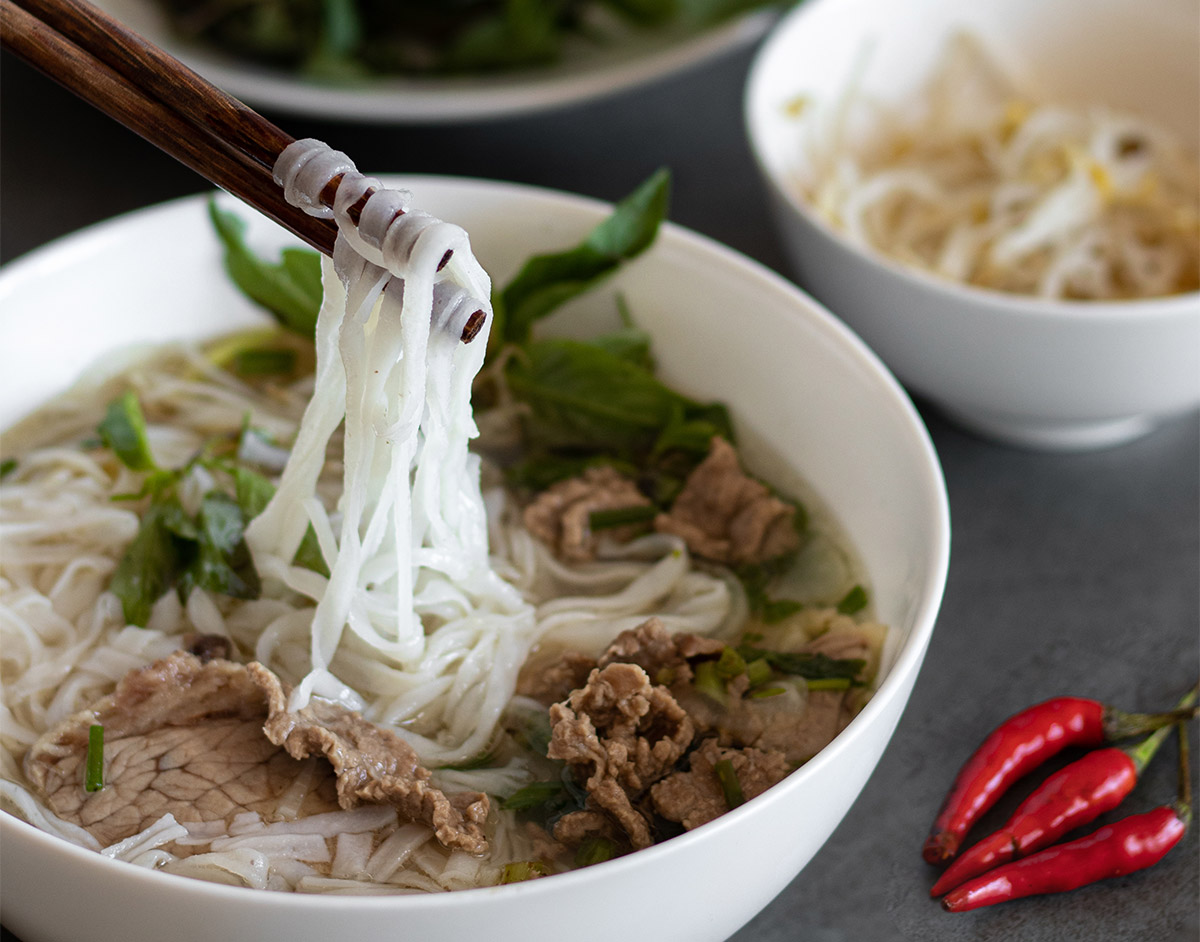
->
[93,0,783,122]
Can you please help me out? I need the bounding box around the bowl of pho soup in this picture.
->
[0,172,949,942]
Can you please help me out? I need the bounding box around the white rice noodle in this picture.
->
[795,33,1200,299]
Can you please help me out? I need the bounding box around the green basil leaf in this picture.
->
[208,199,322,337]
[304,0,368,79]
[499,169,670,345]
[506,337,702,457]
[836,584,868,615]
[109,500,188,626]
[444,0,561,72]
[589,326,655,369]
[232,465,276,519]
[232,466,329,577]
[177,492,261,602]
[97,392,157,472]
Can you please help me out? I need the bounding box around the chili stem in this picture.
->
[1126,684,1199,774]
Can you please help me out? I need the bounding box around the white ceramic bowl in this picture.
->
[0,178,950,942]
[93,0,776,122]
[746,0,1200,450]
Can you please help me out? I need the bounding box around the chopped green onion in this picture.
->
[653,666,677,687]
[735,645,864,682]
[587,504,658,531]
[84,724,104,792]
[501,780,567,811]
[714,646,747,681]
[499,860,549,884]
[0,458,16,479]
[575,836,617,867]
[714,758,744,809]
[762,598,804,623]
[692,660,727,706]
[836,584,868,615]
[748,685,787,699]
[805,677,853,691]
[745,657,773,688]
[97,392,157,472]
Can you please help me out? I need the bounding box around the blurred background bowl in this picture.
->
[0,177,950,942]
[745,0,1200,450]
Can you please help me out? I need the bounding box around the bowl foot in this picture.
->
[937,406,1159,451]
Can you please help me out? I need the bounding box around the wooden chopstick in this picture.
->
[0,0,336,253]
[1,0,486,341]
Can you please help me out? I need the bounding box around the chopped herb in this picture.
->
[97,391,158,472]
[176,492,262,602]
[692,659,727,707]
[735,644,865,684]
[208,199,323,337]
[232,466,329,577]
[233,347,297,376]
[744,657,773,688]
[747,686,787,699]
[499,860,550,884]
[837,584,868,615]
[761,598,804,623]
[714,646,747,681]
[109,500,189,626]
[496,169,670,348]
[805,677,853,692]
[501,780,569,812]
[588,504,658,531]
[714,758,744,809]
[84,724,104,792]
[574,836,618,867]
[510,709,554,757]
[0,458,16,479]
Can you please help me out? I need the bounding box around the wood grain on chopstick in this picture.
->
[0,0,337,254]
[0,0,486,342]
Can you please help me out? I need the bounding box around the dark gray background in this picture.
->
[2,31,1198,942]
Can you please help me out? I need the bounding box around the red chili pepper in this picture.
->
[923,695,1196,865]
[940,802,1190,912]
[930,686,1196,896]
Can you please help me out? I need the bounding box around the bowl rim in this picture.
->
[0,174,951,913]
[743,0,1200,324]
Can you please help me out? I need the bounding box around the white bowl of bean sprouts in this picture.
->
[746,0,1200,450]
[0,176,949,942]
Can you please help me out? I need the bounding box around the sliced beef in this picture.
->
[596,617,724,686]
[23,652,340,847]
[24,652,488,854]
[752,689,850,763]
[516,650,598,706]
[650,738,789,831]
[551,809,620,848]
[522,466,652,562]
[249,663,488,854]
[547,663,693,849]
[654,436,799,565]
